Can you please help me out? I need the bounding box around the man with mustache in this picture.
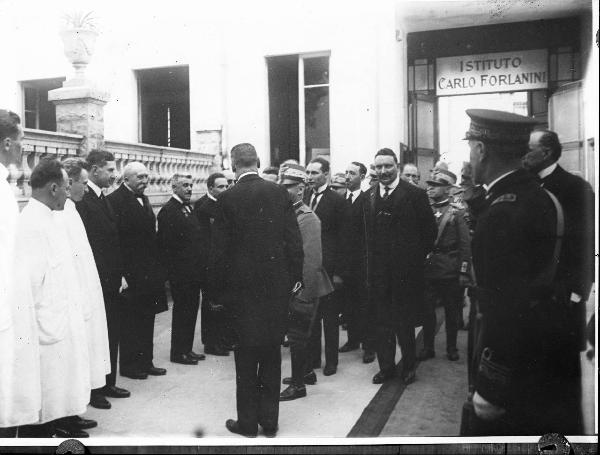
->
[157,174,206,365]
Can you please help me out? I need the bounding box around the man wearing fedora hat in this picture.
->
[419,169,471,362]
[279,164,334,401]
[465,109,582,435]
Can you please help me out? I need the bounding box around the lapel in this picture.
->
[119,184,153,221]
[86,185,116,221]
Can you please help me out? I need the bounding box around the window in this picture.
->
[137,66,190,149]
[21,77,66,131]
[267,53,330,166]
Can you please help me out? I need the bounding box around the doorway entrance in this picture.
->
[437,92,528,177]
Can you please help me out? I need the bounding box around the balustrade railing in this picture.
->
[15,129,216,209]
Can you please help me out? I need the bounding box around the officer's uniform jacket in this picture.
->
[425,200,471,282]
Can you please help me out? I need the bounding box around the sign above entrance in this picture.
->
[436,49,548,96]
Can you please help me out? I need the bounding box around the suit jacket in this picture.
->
[541,164,595,350]
[157,197,205,284]
[363,179,437,316]
[107,184,166,299]
[337,191,368,280]
[76,186,123,297]
[303,186,346,277]
[209,174,303,347]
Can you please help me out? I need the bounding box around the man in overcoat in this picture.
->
[364,148,437,385]
[209,143,303,437]
[108,162,167,380]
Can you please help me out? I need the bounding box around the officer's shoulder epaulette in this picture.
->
[491,193,517,206]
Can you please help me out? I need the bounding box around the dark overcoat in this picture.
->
[209,174,304,347]
[362,179,437,323]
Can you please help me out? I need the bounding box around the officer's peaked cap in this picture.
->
[464,109,540,145]
[426,169,457,186]
[281,163,307,186]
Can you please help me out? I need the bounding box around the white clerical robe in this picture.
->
[55,199,111,389]
[18,198,90,423]
[1,163,41,427]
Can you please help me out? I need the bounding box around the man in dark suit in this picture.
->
[76,150,130,409]
[523,129,595,352]
[157,174,206,366]
[304,157,346,376]
[337,161,375,364]
[210,143,303,437]
[365,148,437,385]
[193,172,230,356]
[108,162,167,380]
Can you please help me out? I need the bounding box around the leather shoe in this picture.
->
[402,368,416,385]
[101,385,130,398]
[338,342,359,353]
[89,393,111,410]
[261,425,278,438]
[120,369,148,380]
[170,353,199,365]
[188,351,207,361]
[204,345,229,357]
[323,365,337,376]
[66,416,97,430]
[282,371,317,385]
[225,419,257,437]
[362,350,376,364]
[447,350,460,361]
[147,365,167,376]
[279,384,307,401]
[372,370,396,384]
[53,427,89,438]
[417,348,435,361]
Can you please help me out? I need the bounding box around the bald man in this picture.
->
[108,162,168,379]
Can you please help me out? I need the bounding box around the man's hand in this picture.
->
[473,391,506,421]
[332,275,343,289]
[119,276,129,293]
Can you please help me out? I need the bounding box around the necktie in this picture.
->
[348,192,353,204]
[311,192,321,210]
[183,203,191,215]
[99,192,109,212]
[383,186,390,199]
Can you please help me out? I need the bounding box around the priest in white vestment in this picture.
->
[17,158,90,431]
[0,110,41,431]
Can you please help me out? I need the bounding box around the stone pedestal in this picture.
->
[48,85,109,156]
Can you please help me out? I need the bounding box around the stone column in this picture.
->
[48,84,109,156]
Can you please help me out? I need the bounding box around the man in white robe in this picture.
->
[50,158,112,436]
[16,157,90,437]
[0,109,40,434]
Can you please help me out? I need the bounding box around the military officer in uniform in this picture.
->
[419,169,471,362]
[465,109,582,435]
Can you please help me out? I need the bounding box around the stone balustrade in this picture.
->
[15,128,217,209]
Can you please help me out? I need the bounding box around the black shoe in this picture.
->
[170,353,199,365]
[66,416,97,430]
[338,342,359,353]
[261,425,278,438]
[101,385,130,398]
[279,384,307,401]
[225,419,257,438]
[120,368,148,380]
[89,393,111,410]
[323,365,337,376]
[188,351,207,361]
[146,365,167,375]
[204,345,229,356]
[372,370,396,384]
[447,350,460,361]
[282,370,317,385]
[362,350,376,364]
[53,427,89,438]
[417,348,435,361]
[402,368,416,385]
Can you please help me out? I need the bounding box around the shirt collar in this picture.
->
[87,179,103,197]
[346,188,361,201]
[172,194,184,204]
[237,171,257,182]
[207,193,217,202]
[538,162,558,180]
[0,163,8,182]
[314,183,328,195]
[379,174,400,195]
[483,170,517,194]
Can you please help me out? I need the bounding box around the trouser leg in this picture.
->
[257,345,281,431]
[234,347,259,434]
[171,281,201,355]
[397,314,416,372]
[119,293,140,371]
[321,293,339,367]
[375,325,396,373]
[140,310,155,369]
[441,281,461,353]
[288,311,311,384]
[308,312,323,368]
[422,283,437,351]
[104,292,121,386]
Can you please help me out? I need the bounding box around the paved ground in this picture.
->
[80,293,596,440]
